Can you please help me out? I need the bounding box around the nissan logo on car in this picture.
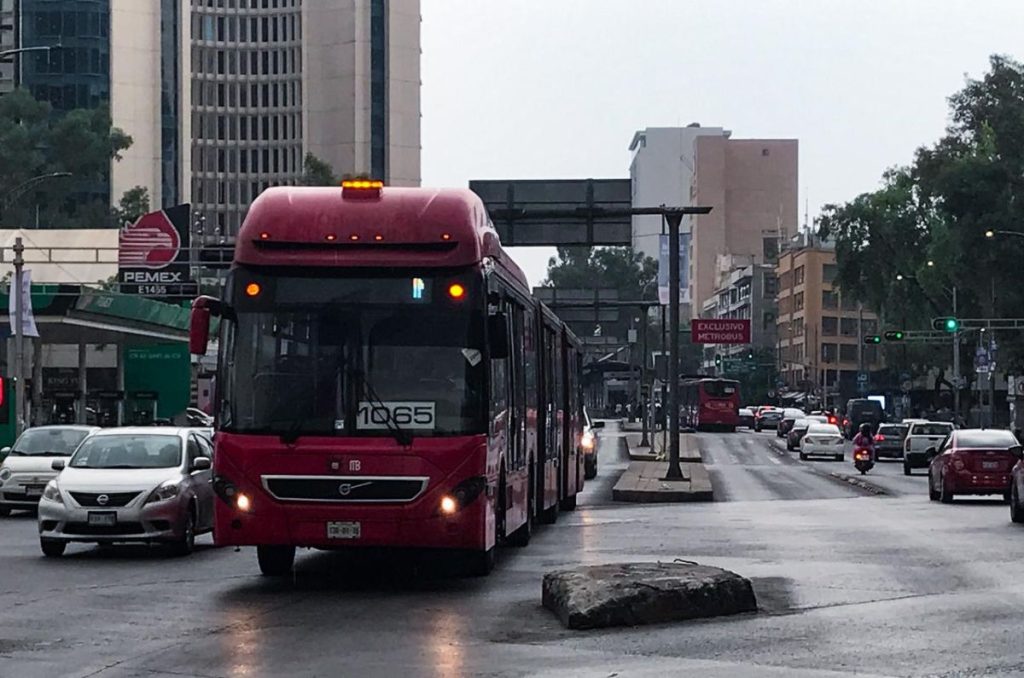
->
[96,494,110,506]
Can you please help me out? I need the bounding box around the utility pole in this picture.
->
[639,305,650,447]
[13,237,25,436]
[665,211,684,480]
[953,286,960,421]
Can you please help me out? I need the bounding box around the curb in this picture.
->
[827,471,889,496]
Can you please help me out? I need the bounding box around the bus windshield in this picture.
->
[219,272,487,438]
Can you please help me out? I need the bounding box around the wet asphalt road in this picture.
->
[2,425,1024,677]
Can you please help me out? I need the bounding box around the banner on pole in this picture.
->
[657,232,690,306]
[8,269,39,338]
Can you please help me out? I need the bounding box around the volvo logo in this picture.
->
[338,481,372,497]
[97,494,110,506]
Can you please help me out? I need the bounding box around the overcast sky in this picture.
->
[420,0,1024,287]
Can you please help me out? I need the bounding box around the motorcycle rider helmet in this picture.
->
[859,422,872,436]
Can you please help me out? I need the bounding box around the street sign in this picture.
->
[691,319,751,345]
[857,372,868,384]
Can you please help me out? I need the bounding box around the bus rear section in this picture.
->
[682,378,741,431]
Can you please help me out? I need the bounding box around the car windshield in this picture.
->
[912,423,954,436]
[10,428,91,456]
[69,435,182,469]
[702,380,737,398]
[220,271,487,437]
[955,430,1018,449]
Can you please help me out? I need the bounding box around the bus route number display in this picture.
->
[355,401,436,430]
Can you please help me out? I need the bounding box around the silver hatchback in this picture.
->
[37,427,215,557]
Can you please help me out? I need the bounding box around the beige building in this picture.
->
[776,239,883,401]
[690,136,798,319]
[190,0,422,235]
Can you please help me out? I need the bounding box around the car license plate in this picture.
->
[982,461,1000,470]
[326,521,361,539]
[24,485,44,497]
[88,511,117,527]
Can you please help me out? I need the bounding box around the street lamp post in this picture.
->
[0,45,60,88]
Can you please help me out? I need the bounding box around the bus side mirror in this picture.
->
[190,296,223,356]
[488,313,509,360]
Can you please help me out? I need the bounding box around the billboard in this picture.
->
[657,233,690,305]
[691,319,751,344]
[118,204,197,299]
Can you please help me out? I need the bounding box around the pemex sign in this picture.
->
[691,319,751,345]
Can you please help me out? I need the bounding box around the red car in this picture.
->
[927,429,1020,504]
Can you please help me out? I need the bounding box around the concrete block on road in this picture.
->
[542,562,757,630]
[612,461,714,502]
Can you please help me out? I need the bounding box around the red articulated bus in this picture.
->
[188,182,585,576]
[680,377,741,432]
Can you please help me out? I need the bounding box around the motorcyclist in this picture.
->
[852,422,875,460]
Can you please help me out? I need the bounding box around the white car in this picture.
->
[800,423,846,461]
[0,426,98,515]
[903,421,954,474]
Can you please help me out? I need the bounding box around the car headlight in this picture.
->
[0,467,10,482]
[42,480,63,505]
[146,480,181,504]
[581,431,596,452]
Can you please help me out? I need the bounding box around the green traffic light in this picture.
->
[945,318,959,332]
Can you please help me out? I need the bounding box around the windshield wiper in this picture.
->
[358,369,413,447]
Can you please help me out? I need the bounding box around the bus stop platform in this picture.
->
[612,460,713,503]
[625,429,702,463]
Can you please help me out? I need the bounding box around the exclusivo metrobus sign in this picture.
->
[691,319,751,344]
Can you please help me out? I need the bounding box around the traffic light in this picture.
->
[864,335,881,344]
[746,350,754,360]
[883,330,905,341]
[932,317,960,332]
[714,354,722,368]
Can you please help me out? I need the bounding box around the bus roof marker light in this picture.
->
[349,234,360,241]
[447,283,466,300]
[325,234,337,242]
[374,234,383,241]
[259,231,270,240]
[441,233,452,241]
[341,179,384,199]
[245,283,261,297]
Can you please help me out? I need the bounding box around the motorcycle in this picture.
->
[853,447,874,475]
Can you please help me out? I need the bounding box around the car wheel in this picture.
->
[257,545,296,576]
[1011,485,1024,524]
[928,471,940,501]
[903,463,912,476]
[939,474,954,504]
[835,454,844,462]
[584,456,597,480]
[172,509,196,556]
[0,506,10,517]
[799,452,807,461]
[40,538,66,558]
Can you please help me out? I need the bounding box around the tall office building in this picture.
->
[190,0,422,236]
[9,0,190,210]
[629,125,797,319]
[0,0,16,93]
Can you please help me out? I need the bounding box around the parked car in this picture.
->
[0,426,98,516]
[843,398,885,438]
[799,423,846,461]
[755,408,784,432]
[777,408,807,438]
[737,408,756,429]
[786,418,813,451]
[582,409,604,480]
[904,421,954,475]
[928,429,1019,504]
[1008,436,1024,523]
[37,427,215,557]
[874,423,909,459]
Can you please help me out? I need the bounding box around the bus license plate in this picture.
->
[326,521,361,539]
[88,512,117,527]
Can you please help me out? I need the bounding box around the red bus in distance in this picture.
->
[189,183,585,576]
[680,378,741,432]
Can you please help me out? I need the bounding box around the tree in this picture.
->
[0,88,133,230]
[544,246,658,301]
[112,186,151,227]
[299,152,338,186]
[819,54,1024,373]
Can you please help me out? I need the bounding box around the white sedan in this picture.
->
[800,423,846,461]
